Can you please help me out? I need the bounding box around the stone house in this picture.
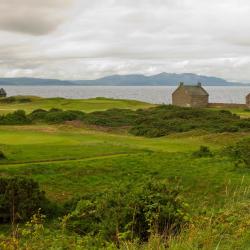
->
[246,93,250,108]
[172,82,209,108]
[0,88,6,98]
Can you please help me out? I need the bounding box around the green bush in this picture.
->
[227,138,250,168]
[44,110,85,123]
[0,176,50,223]
[83,108,137,127]
[1,105,249,137]
[0,110,31,125]
[0,151,5,160]
[193,146,213,158]
[0,97,16,103]
[65,179,189,243]
[18,97,32,103]
[28,109,48,121]
[129,105,245,137]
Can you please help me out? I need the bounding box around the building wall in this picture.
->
[172,87,208,108]
[190,95,209,108]
[247,95,250,108]
[172,88,192,107]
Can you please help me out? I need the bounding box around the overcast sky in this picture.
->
[1,0,250,82]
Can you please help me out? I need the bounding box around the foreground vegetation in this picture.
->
[0,96,249,249]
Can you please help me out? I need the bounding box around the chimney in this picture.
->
[197,82,202,87]
[179,82,184,86]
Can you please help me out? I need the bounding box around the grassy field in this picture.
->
[0,123,249,205]
[0,97,249,249]
[0,96,155,114]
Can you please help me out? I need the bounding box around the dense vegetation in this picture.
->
[0,151,5,160]
[0,97,249,249]
[64,179,189,243]
[226,138,250,168]
[0,177,49,223]
[1,105,250,137]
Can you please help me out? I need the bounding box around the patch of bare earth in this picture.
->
[64,120,130,134]
[3,125,59,133]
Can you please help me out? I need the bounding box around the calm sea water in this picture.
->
[1,86,250,104]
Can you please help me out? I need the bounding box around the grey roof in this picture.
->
[174,84,209,96]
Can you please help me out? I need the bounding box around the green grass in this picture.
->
[0,124,249,205]
[0,96,154,114]
[0,97,250,249]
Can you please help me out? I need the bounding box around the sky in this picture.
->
[0,0,250,82]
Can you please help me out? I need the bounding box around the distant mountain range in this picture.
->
[0,73,248,86]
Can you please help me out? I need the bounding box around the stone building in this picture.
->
[172,82,209,108]
[0,88,6,98]
[246,93,250,108]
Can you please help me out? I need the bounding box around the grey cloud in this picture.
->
[0,0,74,35]
[1,0,250,81]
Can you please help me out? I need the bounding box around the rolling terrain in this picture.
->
[0,97,249,249]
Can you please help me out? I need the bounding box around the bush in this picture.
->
[44,110,85,123]
[226,138,250,168]
[129,105,248,137]
[65,179,189,243]
[0,97,16,103]
[0,151,5,160]
[0,110,31,125]
[28,109,48,121]
[1,105,249,137]
[0,176,50,223]
[18,97,32,103]
[193,146,213,158]
[83,108,137,127]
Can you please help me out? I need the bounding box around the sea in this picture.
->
[1,86,250,104]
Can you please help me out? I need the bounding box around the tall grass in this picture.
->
[0,179,249,250]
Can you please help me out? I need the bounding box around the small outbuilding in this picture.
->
[246,93,250,108]
[172,82,209,108]
[0,88,6,98]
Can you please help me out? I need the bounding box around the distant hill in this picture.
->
[0,77,72,86]
[72,73,247,86]
[0,73,248,86]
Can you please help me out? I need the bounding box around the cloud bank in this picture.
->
[0,0,250,82]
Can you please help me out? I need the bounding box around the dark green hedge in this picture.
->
[1,105,249,137]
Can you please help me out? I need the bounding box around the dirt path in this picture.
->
[0,152,138,167]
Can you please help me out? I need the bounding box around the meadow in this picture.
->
[0,96,249,249]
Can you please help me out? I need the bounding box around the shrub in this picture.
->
[44,110,85,123]
[65,179,189,243]
[129,105,248,137]
[0,176,50,223]
[18,98,32,103]
[226,138,250,168]
[0,97,16,103]
[28,109,48,121]
[0,151,5,160]
[83,108,137,127]
[0,110,31,125]
[49,108,63,113]
[193,146,213,158]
